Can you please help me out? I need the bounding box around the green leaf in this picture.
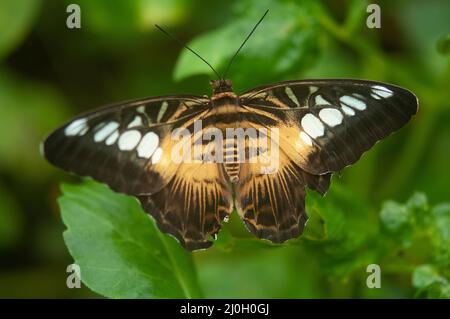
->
[380,200,411,232]
[0,0,40,60]
[174,0,322,90]
[306,190,347,242]
[212,216,279,252]
[432,203,450,266]
[406,192,428,212]
[406,192,431,225]
[432,203,450,241]
[59,179,203,298]
[301,208,326,241]
[300,184,375,277]
[306,183,372,244]
[412,264,449,298]
[412,264,445,288]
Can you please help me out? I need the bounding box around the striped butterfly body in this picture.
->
[43,78,418,250]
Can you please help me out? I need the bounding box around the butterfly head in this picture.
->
[211,79,233,94]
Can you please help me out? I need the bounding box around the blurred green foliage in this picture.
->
[0,0,449,298]
[175,0,322,88]
[0,0,40,60]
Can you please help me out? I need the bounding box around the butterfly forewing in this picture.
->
[43,95,210,195]
[43,95,238,250]
[240,79,418,175]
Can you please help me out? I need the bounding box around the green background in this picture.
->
[0,0,449,298]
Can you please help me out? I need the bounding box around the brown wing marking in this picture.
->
[236,144,328,244]
[138,162,233,251]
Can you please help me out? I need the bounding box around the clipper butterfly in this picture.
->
[43,78,418,250]
[42,11,418,251]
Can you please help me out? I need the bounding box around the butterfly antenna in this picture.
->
[222,9,269,79]
[155,24,221,80]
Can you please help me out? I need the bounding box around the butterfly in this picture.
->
[43,77,418,250]
[42,11,418,251]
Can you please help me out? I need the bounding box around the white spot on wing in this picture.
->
[299,132,313,146]
[79,126,89,136]
[127,115,142,128]
[151,147,163,164]
[94,121,119,142]
[157,101,169,122]
[371,93,382,100]
[371,85,393,99]
[353,93,365,99]
[301,114,324,138]
[65,118,88,136]
[105,130,119,145]
[319,108,343,127]
[340,95,366,110]
[118,130,141,151]
[285,87,300,107]
[137,132,159,158]
[183,100,199,108]
[137,106,146,114]
[309,86,318,94]
[341,105,355,116]
[315,95,330,105]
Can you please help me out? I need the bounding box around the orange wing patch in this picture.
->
[234,121,331,243]
[236,155,308,243]
[138,161,233,250]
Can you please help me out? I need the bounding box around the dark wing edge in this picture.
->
[240,78,418,105]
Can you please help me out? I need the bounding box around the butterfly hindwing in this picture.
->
[43,95,210,196]
[240,79,418,175]
[138,161,233,250]
[236,153,331,243]
[233,118,331,243]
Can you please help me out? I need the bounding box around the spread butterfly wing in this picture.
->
[139,162,233,251]
[236,138,330,244]
[224,115,329,244]
[43,95,211,195]
[240,79,418,175]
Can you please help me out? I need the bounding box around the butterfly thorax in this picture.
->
[210,80,239,109]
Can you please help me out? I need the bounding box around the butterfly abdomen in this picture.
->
[223,137,240,183]
[210,93,242,184]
